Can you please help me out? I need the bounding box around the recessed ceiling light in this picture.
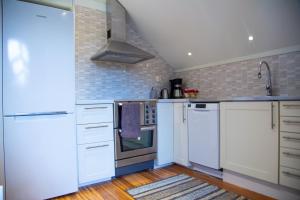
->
[188,52,192,56]
[248,35,254,41]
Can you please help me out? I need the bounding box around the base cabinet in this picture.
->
[78,141,114,184]
[76,104,115,186]
[220,102,279,184]
[173,103,190,167]
[156,103,174,166]
[279,101,300,191]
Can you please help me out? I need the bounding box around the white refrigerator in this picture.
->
[3,1,78,200]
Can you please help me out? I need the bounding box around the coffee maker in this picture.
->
[170,78,183,98]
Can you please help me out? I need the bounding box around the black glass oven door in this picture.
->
[115,126,157,160]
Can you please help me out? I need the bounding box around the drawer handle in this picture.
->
[84,107,108,110]
[282,171,300,179]
[283,120,300,124]
[282,152,300,158]
[282,104,300,108]
[85,125,109,129]
[282,136,300,141]
[86,144,109,150]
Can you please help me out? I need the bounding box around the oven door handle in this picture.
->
[141,126,156,131]
[118,126,156,133]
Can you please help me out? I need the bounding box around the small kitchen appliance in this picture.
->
[170,78,183,98]
[160,88,169,99]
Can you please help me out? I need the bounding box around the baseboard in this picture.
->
[79,177,112,188]
[223,170,300,200]
[190,163,223,179]
[154,162,174,169]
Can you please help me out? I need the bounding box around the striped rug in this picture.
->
[127,174,249,200]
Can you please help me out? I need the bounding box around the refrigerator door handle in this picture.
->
[7,111,69,117]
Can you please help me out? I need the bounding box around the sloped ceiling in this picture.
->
[119,0,300,70]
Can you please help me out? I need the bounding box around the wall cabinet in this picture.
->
[220,102,279,184]
[279,101,300,191]
[156,103,174,166]
[76,103,115,186]
[173,103,190,167]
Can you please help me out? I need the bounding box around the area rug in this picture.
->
[127,174,249,200]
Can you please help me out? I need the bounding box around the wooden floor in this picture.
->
[53,164,274,200]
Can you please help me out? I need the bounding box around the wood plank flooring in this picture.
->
[53,164,274,200]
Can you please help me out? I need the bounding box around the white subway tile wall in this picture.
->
[175,52,300,99]
[75,5,300,101]
[75,5,173,100]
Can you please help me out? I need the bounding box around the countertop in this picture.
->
[76,96,300,105]
[190,96,300,103]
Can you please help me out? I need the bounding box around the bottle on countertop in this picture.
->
[149,87,158,99]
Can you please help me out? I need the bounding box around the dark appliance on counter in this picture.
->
[114,100,157,176]
[170,78,184,98]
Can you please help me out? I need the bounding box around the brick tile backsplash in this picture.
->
[75,5,173,100]
[76,5,300,101]
[175,52,300,99]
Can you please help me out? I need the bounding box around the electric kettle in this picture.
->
[160,88,169,99]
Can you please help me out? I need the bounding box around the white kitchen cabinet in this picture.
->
[173,103,190,167]
[76,103,115,186]
[220,102,279,184]
[78,141,114,184]
[279,101,300,190]
[156,103,174,166]
[77,122,114,145]
[0,2,4,187]
[76,104,113,124]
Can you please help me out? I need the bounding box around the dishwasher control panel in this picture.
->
[188,103,219,110]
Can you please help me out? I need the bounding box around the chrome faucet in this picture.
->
[258,61,272,96]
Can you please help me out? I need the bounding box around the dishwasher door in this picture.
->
[187,103,220,169]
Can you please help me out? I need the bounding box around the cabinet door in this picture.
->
[156,103,174,166]
[78,141,115,185]
[220,102,279,184]
[0,2,3,187]
[173,103,189,166]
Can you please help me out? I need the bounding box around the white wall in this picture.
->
[0,0,5,187]
[120,0,300,70]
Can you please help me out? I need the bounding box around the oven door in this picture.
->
[115,125,157,160]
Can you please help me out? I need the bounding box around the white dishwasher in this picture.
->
[187,103,220,170]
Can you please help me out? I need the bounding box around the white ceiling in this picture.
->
[119,0,300,70]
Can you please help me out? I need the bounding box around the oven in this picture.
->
[114,100,157,170]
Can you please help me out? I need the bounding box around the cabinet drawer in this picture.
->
[77,123,113,144]
[280,101,300,117]
[281,117,300,133]
[280,166,300,190]
[280,148,300,170]
[280,132,300,150]
[78,141,115,185]
[76,104,113,124]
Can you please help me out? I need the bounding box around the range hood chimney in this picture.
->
[91,0,155,64]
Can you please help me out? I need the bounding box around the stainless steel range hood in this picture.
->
[91,0,154,64]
